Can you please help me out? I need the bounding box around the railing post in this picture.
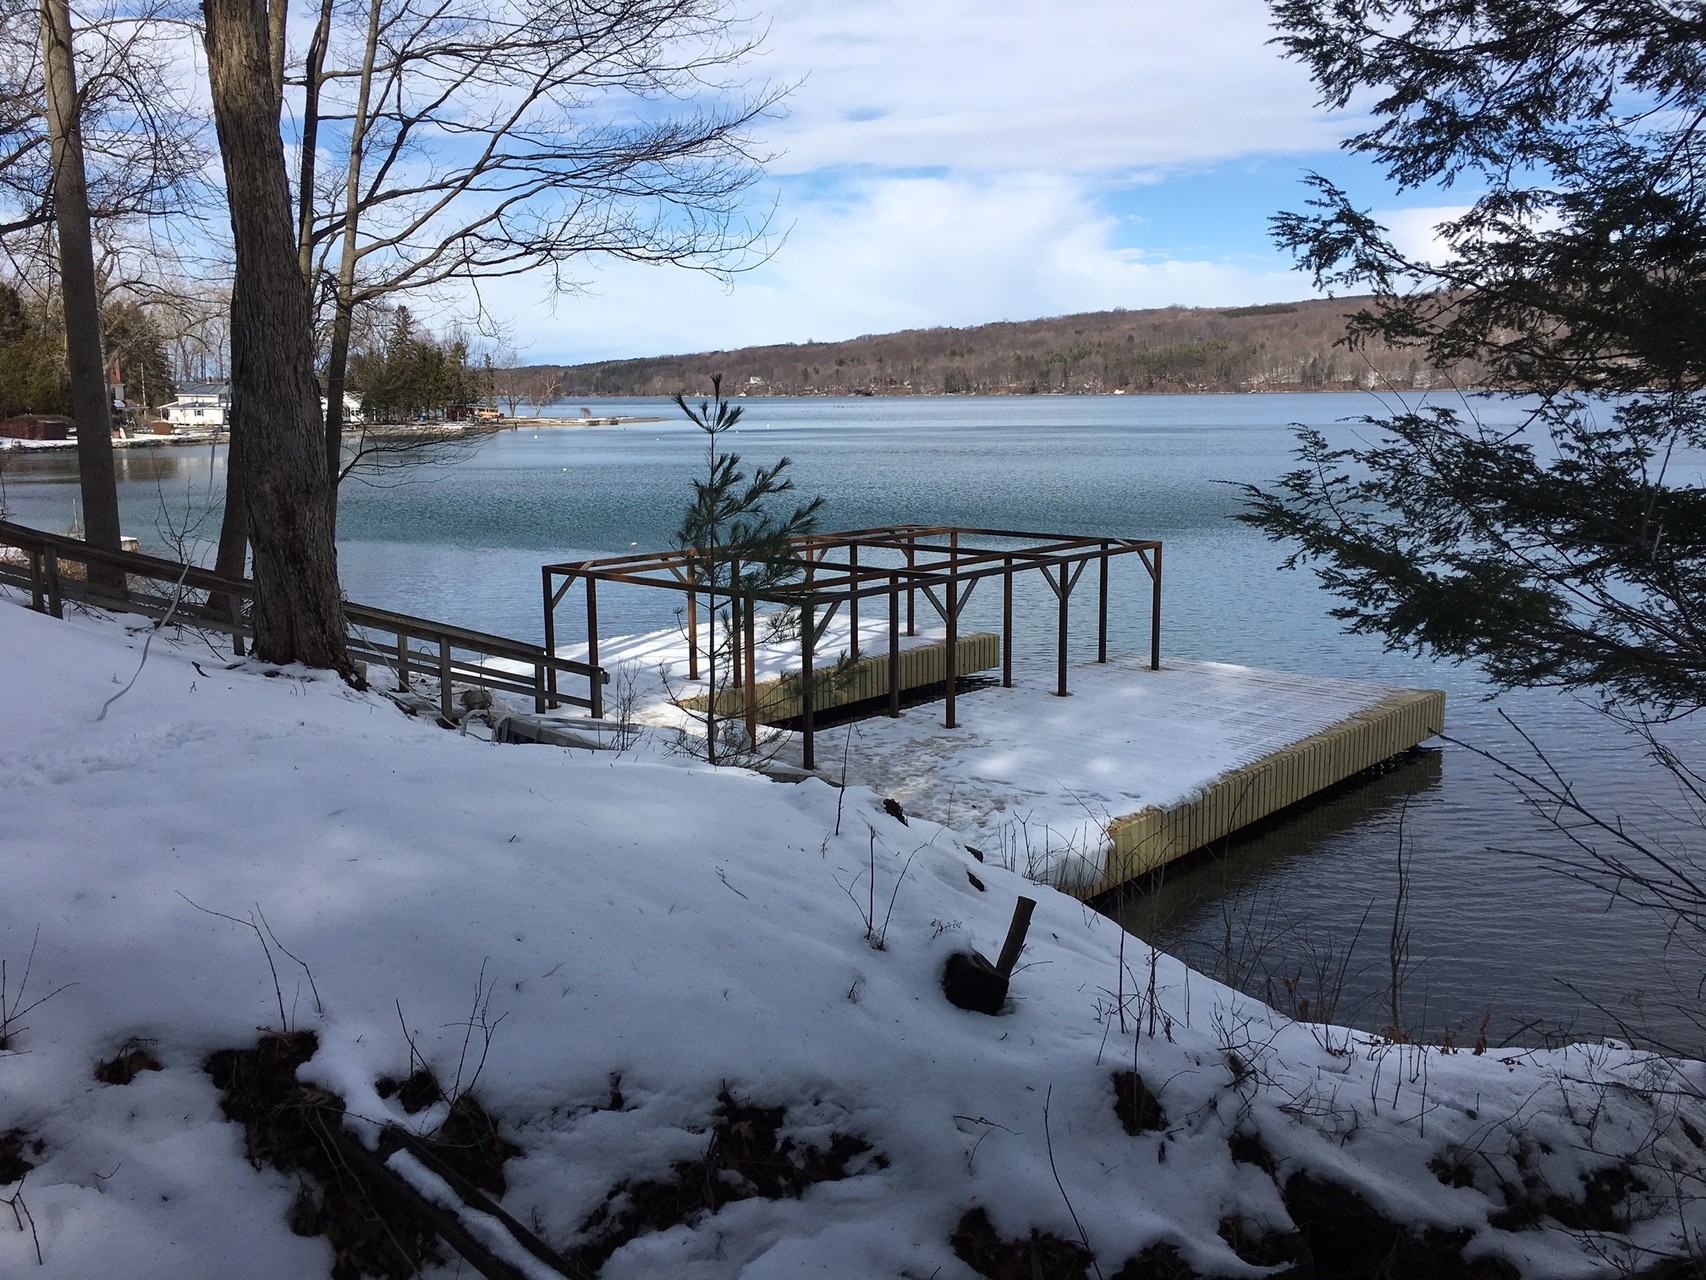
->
[44,549,62,618]
[438,635,454,722]
[229,594,245,658]
[29,547,45,613]
[730,559,743,689]
[397,629,410,689]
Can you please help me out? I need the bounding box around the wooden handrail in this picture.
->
[0,519,605,716]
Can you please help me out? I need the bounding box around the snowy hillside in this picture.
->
[1,597,1702,1278]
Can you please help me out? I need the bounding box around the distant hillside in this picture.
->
[538,297,1482,399]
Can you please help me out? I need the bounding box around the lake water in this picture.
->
[6,393,1701,1053]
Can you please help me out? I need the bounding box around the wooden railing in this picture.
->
[0,519,606,719]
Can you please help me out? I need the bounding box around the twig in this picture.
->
[447,959,506,1102]
[2,1178,41,1266]
[176,894,288,1031]
[97,557,192,722]
[1042,1085,1102,1280]
[1,927,77,1050]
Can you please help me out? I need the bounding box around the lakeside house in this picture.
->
[153,385,366,434]
[156,382,231,432]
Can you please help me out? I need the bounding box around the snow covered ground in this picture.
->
[3,593,1704,1278]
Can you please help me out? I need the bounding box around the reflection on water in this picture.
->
[4,395,1703,1053]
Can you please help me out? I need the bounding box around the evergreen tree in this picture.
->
[1245,0,1706,716]
[674,375,821,764]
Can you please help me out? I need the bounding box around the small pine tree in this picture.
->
[674,375,822,764]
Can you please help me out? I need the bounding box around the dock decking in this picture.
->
[805,656,1443,899]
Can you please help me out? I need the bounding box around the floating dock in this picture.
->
[806,656,1443,899]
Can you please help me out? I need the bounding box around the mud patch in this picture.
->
[1111,1069,1166,1136]
[95,1039,162,1085]
[1282,1169,1519,1280]
[0,1129,42,1185]
[205,1031,441,1280]
[569,1089,878,1275]
[1108,1240,1197,1279]
[951,1206,1092,1280]
[1488,1158,1650,1234]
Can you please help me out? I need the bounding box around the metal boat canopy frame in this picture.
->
[542,525,1162,769]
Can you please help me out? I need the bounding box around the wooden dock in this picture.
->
[1081,686,1444,898]
[812,656,1444,899]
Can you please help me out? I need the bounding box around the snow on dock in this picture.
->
[815,655,1443,897]
[545,617,1442,899]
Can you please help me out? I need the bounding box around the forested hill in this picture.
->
[548,296,1483,398]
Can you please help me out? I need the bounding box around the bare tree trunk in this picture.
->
[321,0,381,528]
[38,0,121,581]
[203,0,351,673]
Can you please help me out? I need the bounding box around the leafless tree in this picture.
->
[290,0,784,523]
[527,366,564,416]
[492,347,527,418]
[37,0,123,567]
[202,0,349,672]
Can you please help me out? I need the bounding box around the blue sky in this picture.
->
[478,0,1462,365]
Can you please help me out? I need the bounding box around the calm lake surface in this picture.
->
[7,393,1702,1052]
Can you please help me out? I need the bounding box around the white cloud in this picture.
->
[1376,205,1474,268]
[431,0,1355,360]
[756,0,1340,175]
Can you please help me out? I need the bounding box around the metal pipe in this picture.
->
[1057,570,1070,698]
[540,568,557,704]
[888,574,901,718]
[586,576,603,717]
[848,542,860,659]
[685,553,699,681]
[1098,541,1109,664]
[744,594,759,747]
[1150,544,1162,672]
[945,574,958,729]
[1002,555,1013,688]
[801,596,816,771]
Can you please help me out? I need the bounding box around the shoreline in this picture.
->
[0,415,671,453]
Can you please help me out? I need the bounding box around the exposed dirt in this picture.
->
[94,1039,163,1085]
[1281,1170,1519,1280]
[205,1031,439,1280]
[1107,1240,1197,1280]
[0,1129,42,1185]
[950,1205,1093,1280]
[568,1088,879,1276]
[1110,1069,1166,1136]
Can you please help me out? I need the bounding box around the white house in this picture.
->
[156,383,230,432]
[322,392,365,426]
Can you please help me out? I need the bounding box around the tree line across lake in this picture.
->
[526,296,1489,399]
